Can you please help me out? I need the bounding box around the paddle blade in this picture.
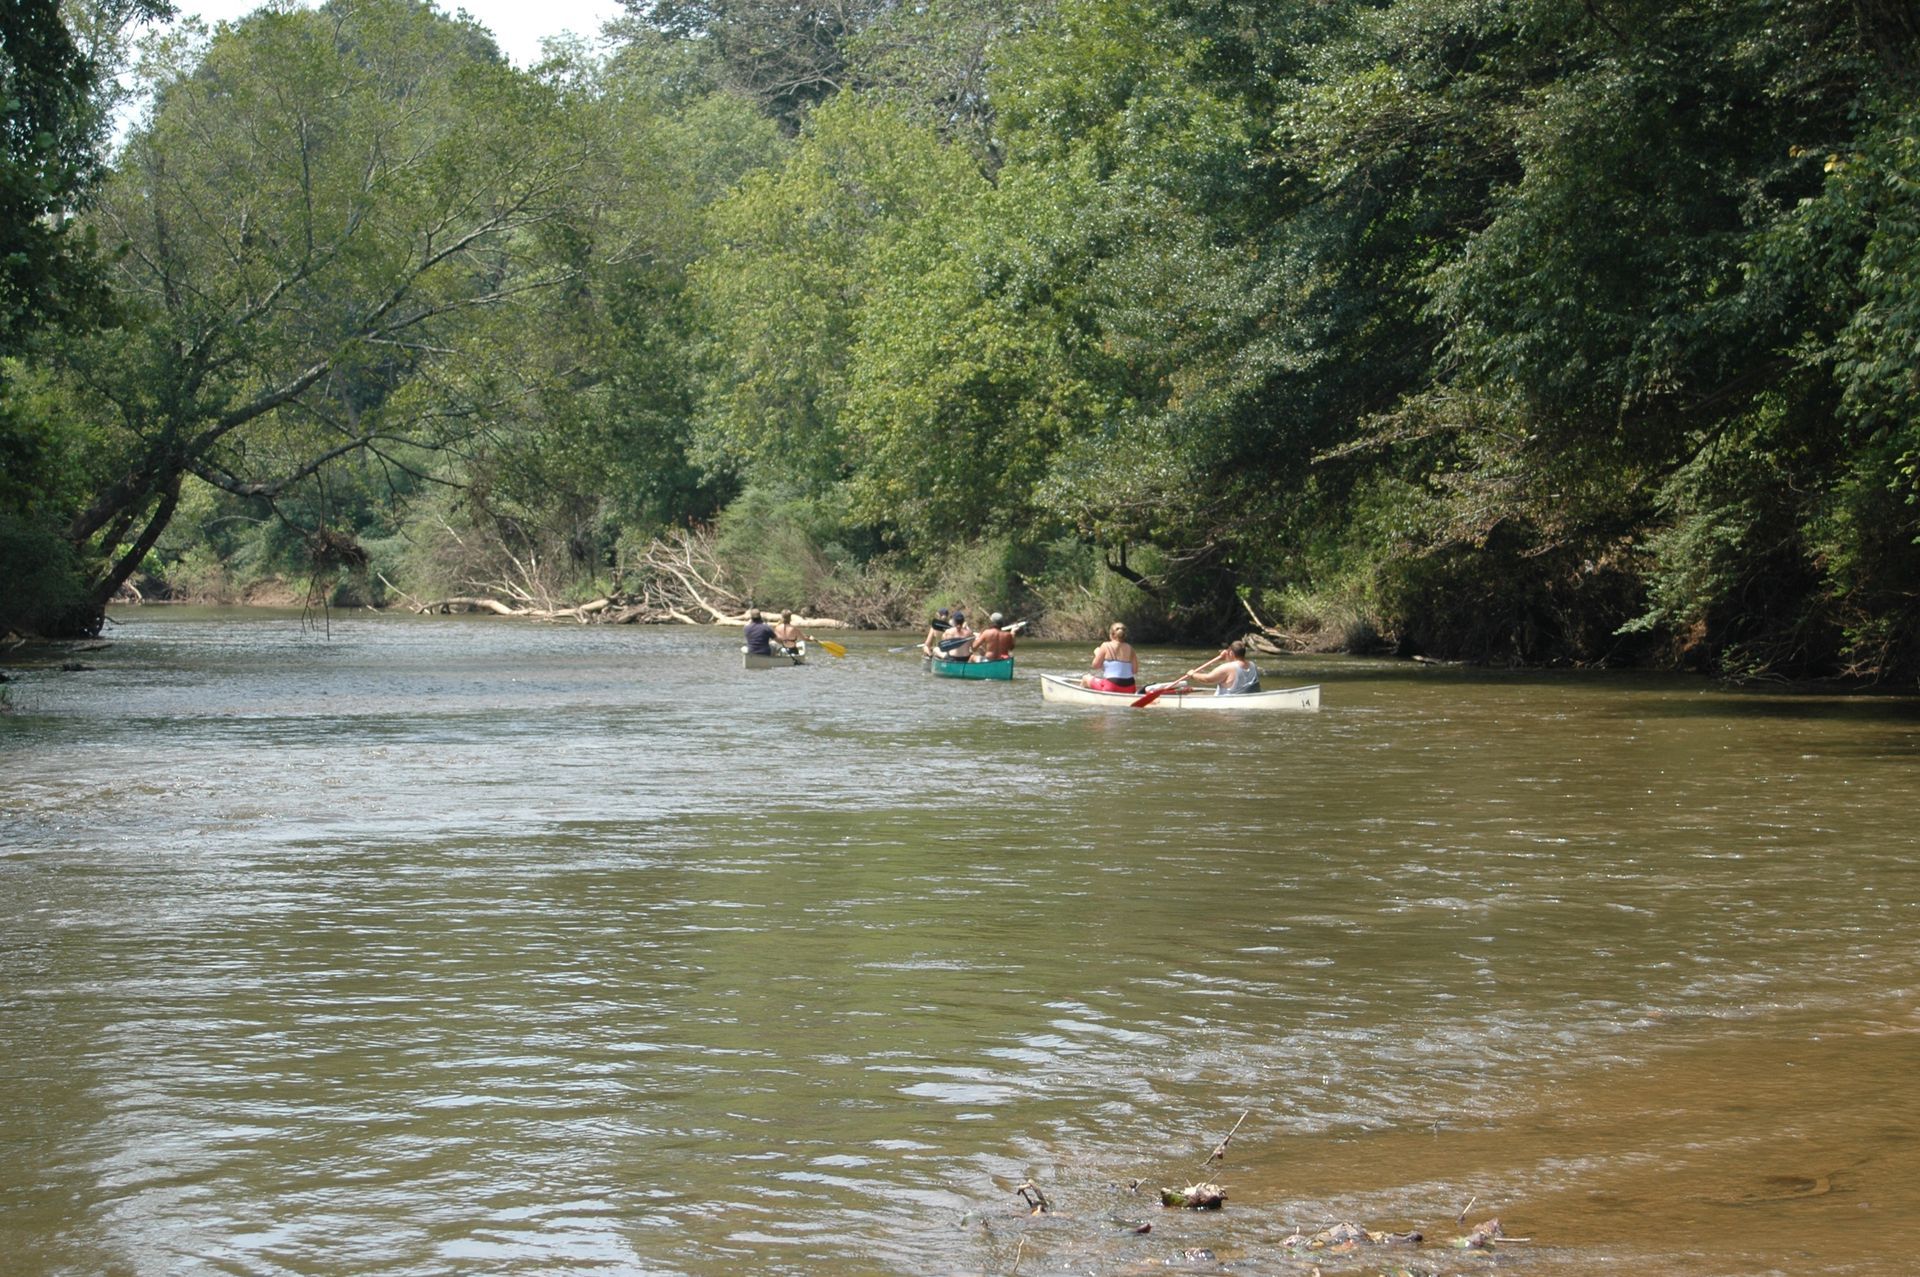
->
[1130,681,1178,708]
[816,638,847,658]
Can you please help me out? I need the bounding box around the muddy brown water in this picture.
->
[3,610,1917,1275]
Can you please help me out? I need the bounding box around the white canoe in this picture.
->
[742,643,805,669]
[1038,673,1320,711]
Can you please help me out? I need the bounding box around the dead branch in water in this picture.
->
[1198,1109,1251,1172]
[1015,1179,1051,1215]
[412,526,851,626]
[1240,594,1302,655]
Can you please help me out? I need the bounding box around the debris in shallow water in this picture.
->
[1281,1221,1423,1250]
[1016,1178,1052,1215]
[1159,1182,1226,1210]
[1452,1217,1505,1248]
[1199,1110,1251,1171]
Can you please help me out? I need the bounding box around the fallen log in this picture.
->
[417,596,526,616]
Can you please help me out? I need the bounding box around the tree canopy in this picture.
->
[4,0,1916,681]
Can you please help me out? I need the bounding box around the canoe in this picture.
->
[925,654,1014,681]
[742,643,805,669]
[1038,673,1320,711]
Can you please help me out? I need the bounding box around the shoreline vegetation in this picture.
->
[4,1,1917,685]
[93,523,1391,655]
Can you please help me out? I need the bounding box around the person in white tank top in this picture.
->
[1083,622,1139,692]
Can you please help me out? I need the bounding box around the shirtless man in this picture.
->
[937,611,975,660]
[772,610,810,655]
[970,613,1017,662]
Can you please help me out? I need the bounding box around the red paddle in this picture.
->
[1129,679,1185,708]
[1135,648,1230,706]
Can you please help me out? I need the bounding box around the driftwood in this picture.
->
[411,527,849,627]
[1282,1221,1424,1250]
[1454,1217,1508,1248]
[1199,1110,1249,1171]
[1154,1109,1250,1210]
[1239,594,1300,655]
[630,530,848,627]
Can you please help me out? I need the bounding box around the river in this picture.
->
[3,609,1917,1275]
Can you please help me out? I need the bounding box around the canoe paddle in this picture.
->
[935,619,1020,654]
[1130,679,1186,708]
[1135,648,1230,705]
[813,637,847,658]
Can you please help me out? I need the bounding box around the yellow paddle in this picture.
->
[813,637,848,658]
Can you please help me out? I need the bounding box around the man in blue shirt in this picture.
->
[744,610,778,656]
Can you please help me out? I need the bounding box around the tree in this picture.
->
[624,0,897,129]
[1405,0,1920,673]
[407,34,784,599]
[846,0,1045,160]
[1,0,172,356]
[842,160,1132,543]
[690,95,978,490]
[42,0,590,631]
[1,0,172,636]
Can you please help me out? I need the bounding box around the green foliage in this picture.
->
[9,0,1917,674]
[691,96,982,487]
[0,0,173,635]
[844,0,1035,158]
[710,483,918,620]
[0,0,172,358]
[1818,99,1920,508]
[715,487,837,609]
[843,160,1131,542]
[635,0,894,129]
[0,510,92,634]
[26,0,600,625]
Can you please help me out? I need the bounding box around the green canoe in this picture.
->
[925,654,1014,681]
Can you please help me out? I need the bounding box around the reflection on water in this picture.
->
[2,610,1918,1275]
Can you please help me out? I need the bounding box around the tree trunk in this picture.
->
[85,471,182,617]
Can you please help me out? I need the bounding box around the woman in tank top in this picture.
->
[1083,622,1138,692]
